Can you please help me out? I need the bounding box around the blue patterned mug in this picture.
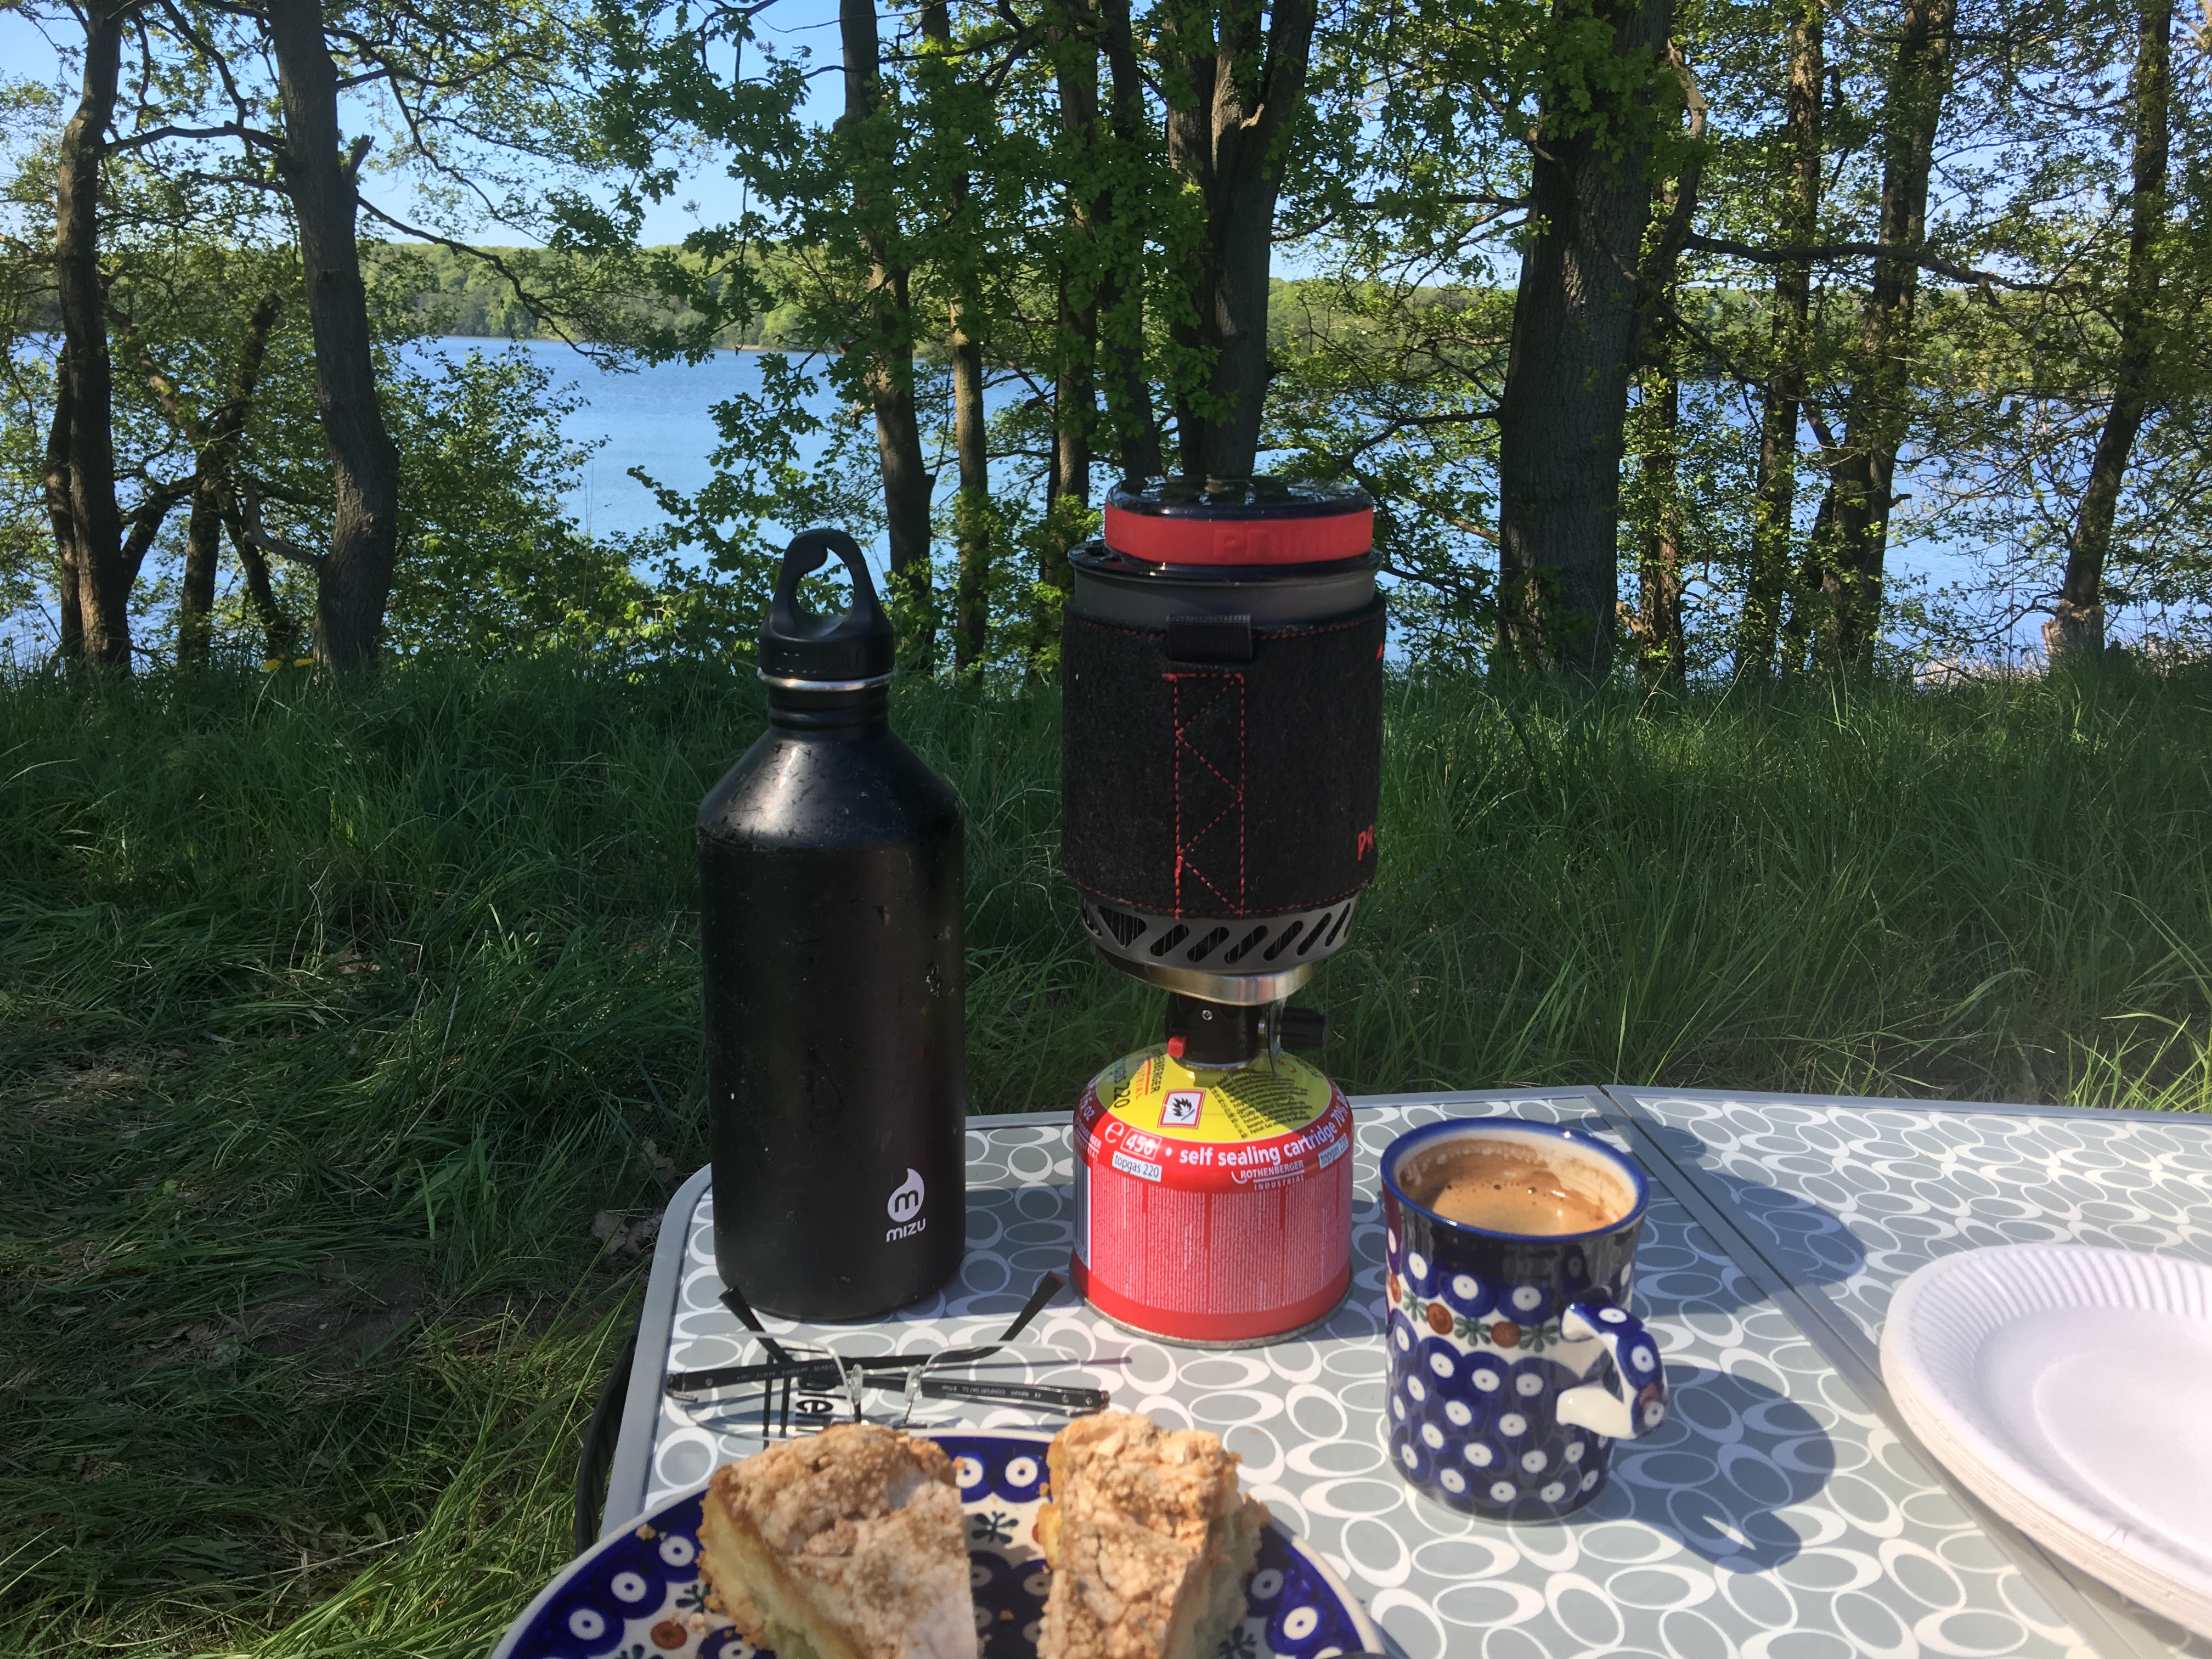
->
[1380,1119,1669,1520]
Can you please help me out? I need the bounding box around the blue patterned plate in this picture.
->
[493,1429,1382,1659]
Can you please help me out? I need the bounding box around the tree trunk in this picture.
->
[1032,5,1107,666]
[226,517,298,662]
[921,0,991,674]
[1738,0,1823,678]
[1037,0,1103,612]
[1052,274,1095,515]
[43,375,84,662]
[840,0,935,665]
[1049,10,1098,524]
[2046,0,2170,665]
[1157,0,1317,481]
[1629,147,1697,687]
[1632,360,1685,685]
[1040,270,1096,601]
[949,324,989,672]
[865,324,935,662]
[158,294,281,667]
[267,0,400,672]
[55,0,129,668]
[121,491,182,590]
[1096,0,1163,482]
[1494,0,1673,675]
[1822,0,1958,672]
[179,492,222,667]
[1780,483,1835,676]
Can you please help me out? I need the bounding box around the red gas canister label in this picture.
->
[1070,1047,1354,1343]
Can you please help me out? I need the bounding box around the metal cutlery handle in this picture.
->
[917,1378,1108,1413]
[667,1360,842,1396]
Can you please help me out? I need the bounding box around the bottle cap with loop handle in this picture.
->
[759,527,895,689]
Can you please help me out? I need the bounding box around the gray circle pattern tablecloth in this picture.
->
[1617,1090,2212,1658]
[644,1097,2091,1659]
[1617,1092,2212,1348]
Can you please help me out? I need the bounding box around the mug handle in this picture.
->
[1554,1301,1669,1440]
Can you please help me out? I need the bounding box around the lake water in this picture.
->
[429,338,2029,653]
[444,338,781,540]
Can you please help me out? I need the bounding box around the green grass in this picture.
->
[5,657,2211,1656]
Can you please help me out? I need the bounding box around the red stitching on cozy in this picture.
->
[1181,736,1240,798]
[1172,675,1237,739]
[1178,786,1240,850]
[1169,667,1185,916]
[1180,858,1236,911]
[1164,670,1246,916]
[1068,619,1382,916]
[1180,799,1240,867]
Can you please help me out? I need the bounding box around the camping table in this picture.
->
[603,1088,2212,1659]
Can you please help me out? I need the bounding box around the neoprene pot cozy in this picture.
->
[1060,478,1386,990]
[698,528,965,1321]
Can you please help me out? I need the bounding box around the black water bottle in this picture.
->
[699,529,965,1321]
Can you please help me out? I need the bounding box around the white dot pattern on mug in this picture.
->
[634,1096,2107,1659]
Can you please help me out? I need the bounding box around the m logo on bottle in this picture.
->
[886,1168,927,1241]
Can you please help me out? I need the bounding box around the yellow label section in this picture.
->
[1097,1045,1335,1143]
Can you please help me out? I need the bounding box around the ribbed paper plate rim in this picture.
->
[1882,1243,2212,1639]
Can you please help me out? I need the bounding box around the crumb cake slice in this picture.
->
[1034,1412,1270,1659]
[696,1423,977,1659]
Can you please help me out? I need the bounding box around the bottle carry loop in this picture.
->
[760,527,895,688]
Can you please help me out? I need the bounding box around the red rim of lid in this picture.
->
[1102,501,1374,566]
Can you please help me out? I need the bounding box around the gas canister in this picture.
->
[1071,1047,1355,1345]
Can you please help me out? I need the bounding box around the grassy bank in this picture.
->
[6,658,2211,1656]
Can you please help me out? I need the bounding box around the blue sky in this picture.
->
[0,0,847,247]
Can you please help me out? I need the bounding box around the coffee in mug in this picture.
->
[1401,1141,1633,1236]
[1379,1119,1668,1521]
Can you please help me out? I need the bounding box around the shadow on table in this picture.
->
[956,1144,1843,1576]
[950,1185,1080,1319]
[1564,1113,1867,1299]
[1588,1363,1837,1571]
[958,1129,1867,1334]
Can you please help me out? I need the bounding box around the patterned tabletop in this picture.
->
[1606,1086,2212,1659]
[605,1090,2146,1659]
[1609,1088,2212,1357]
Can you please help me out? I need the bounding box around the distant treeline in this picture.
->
[369,242,1520,362]
[370,243,775,349]
[369,249,1932,399]
[15,238,1505,357]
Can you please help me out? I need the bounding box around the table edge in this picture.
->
[1608,1081,2212,1125]
[602,1161,713,1538]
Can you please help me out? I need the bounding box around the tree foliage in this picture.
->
[3,0,2209,678]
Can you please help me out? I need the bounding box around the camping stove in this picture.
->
[1060,477,1385,1345]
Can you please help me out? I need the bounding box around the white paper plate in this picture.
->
[1882,1243,2212,1639]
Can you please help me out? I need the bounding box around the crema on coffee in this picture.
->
[1402,1139,1630,1235]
